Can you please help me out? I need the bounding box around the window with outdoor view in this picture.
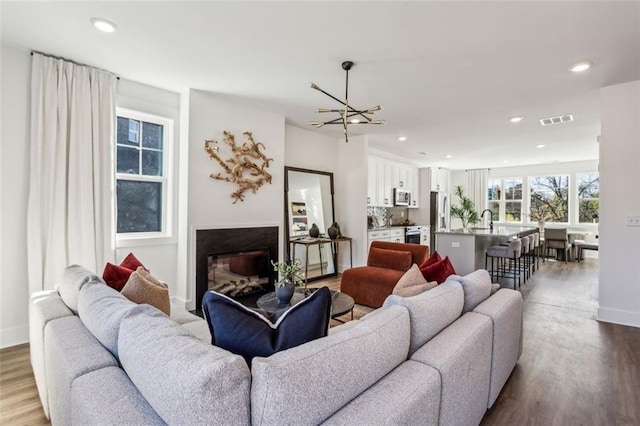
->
[577,172,599,224]
[116,109,171,235]
[487,178,522,222]
[529,175,569,223]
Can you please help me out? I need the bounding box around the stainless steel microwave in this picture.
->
[394,188,411,206]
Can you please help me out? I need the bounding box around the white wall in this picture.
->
[0,45,31,348]
[115,79,181,294]
[598,80,640,328]
[181,89,285,309]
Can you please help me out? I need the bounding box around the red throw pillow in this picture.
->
[418,251,442,274]
[103,253,147,291]
[421,256,456,284]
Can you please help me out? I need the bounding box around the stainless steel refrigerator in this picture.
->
[429,191,450,253]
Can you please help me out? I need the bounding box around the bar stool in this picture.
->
[485,239,522,290]
[519,235,531,282]
[531,232,541,271]
[544,228,570,263]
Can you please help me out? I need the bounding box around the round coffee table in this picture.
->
[256,288,354,322]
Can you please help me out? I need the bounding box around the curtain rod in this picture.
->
[31,51,120,80]
[465,168,491,172]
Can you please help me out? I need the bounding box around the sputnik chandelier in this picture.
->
[309,60,384,142]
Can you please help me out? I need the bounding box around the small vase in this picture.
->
[309,223,320,238]
[275,280,295,305]
[328,224,339,239]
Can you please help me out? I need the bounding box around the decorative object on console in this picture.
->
[392,264,438,298]
[328,222,342,239]
[203,131,273,204]
[201,287,332,365]
[450,185,480,229]
[121,267,171,316]
[309,60,384,142]
[102,252,147,291]
[271,258,304,304]
[309,223,320,238]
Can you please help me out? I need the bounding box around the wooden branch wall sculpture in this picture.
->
[203,131,274,204]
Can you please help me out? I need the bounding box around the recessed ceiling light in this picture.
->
[90,17,117,33]
[502,160,509,164]
[536,144,546,149]
[445,154,453,159]
[510,116,524,123]
[350,118,360,124]
[398,136,407,141]
[418,151,428,156]
[570,62,591,73]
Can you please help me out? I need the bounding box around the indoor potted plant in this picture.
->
[450,185,480,229]
[271,258,304,305]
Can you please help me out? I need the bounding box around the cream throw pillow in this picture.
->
[392,264,438,297]
[121,267,171,316]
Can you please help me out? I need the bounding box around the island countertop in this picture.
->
[435,226,538,237]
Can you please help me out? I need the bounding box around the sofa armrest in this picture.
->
[473,288,523,408]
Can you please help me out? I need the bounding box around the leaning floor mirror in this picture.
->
[284,166,336,282]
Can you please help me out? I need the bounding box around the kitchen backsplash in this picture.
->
[367,206,410,225]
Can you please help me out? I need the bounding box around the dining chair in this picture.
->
[544,228,570,263]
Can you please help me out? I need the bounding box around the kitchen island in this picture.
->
[435,226,538,275]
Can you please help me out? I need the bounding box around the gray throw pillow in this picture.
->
[446,269,492,313]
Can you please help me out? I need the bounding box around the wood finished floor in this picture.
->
[1,259,638,425]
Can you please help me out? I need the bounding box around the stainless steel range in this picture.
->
[405,226,421,244]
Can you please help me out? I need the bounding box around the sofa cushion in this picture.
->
[102,253,147,291]
[202,287,332,365]
[393,264,438,297]
[421,256,456,284]
[59,264,103,314]
[121,267,170,316]
[251,305,410,426]
[446,269,493,313]
[323,360,441,426]
[77,282,137,358]
[118,305,251,425]
[367,247,412,271]
[383,280,464,355]
[419,251,442,270]
[71,366,165,425]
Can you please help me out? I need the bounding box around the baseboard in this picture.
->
[597,306,640,328]
[0,324,29,349]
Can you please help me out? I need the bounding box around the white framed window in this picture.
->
[577,172,599,224]
[487,177,523,222]
[115,108,173,242]
[528,175,569,223]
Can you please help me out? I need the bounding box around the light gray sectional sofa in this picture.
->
[30,265,523,425]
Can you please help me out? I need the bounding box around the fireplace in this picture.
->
[196,227,278,310]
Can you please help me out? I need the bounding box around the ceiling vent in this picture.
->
[539,114,573,126]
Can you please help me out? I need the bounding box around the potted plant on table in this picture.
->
[271,258,304,305]
[450,185,480,229]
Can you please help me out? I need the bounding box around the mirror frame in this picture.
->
[284,166,336,281]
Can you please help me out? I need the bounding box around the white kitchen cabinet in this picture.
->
[380,162,393,207]
[367,228,406,254]
[429,167,450,193]
[409,168,420,208]
[397,165,409,189]
[367,157,378,206]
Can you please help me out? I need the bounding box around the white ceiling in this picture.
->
[2,1,639,170]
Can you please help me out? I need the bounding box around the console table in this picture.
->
[289,237,353,286]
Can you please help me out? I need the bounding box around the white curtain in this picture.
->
[467,169,489,224]
[27,53,116,293]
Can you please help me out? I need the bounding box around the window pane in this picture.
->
[579,200,600,223]
[504,178,522,200]
[488,201,500,219]
[142,122,163,150]
[578,173,599,198]
[505,202,522,222]
[488,180,501,201]
[142,149,162,176]
[117,146,139,174]
[116,180,162,233]
[529,175,569,223]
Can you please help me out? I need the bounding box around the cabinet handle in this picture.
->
[400,181,404,187]
[384,198,389,204]
[367,197,370,204]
